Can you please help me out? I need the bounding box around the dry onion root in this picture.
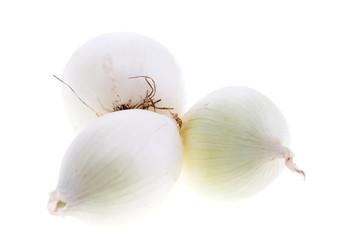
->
[54,75,182,128]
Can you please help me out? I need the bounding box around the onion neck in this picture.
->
[268,144,305,180]
[48,190,67,215]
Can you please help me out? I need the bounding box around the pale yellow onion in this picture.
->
[48,110,182,225]
[181,87,304,201]
[62,32,185,131]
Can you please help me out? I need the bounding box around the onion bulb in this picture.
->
[180,86,304,201]
[48,110,182,225]
[61,32,185,130]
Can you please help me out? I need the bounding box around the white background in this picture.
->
[1,0,347,239]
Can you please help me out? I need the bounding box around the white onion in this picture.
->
[48,110,182,225]
[181,86,304,201]
[61,32,185,130]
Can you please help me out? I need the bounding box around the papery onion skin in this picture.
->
[62,32,186,131]
[48,110,182,225]
[181,86,300,201]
